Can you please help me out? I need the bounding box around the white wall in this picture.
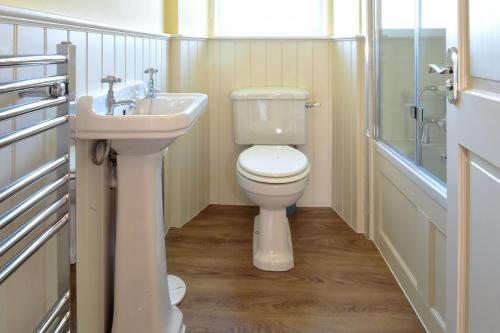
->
[0,1,165,34]
[0,11,168,333]
[178,0,208,37]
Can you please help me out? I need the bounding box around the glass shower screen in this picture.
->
[377,0,448,184]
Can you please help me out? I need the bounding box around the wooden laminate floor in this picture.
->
[167,205,425,333]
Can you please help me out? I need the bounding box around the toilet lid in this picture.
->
[237,163,310,184]
[238,145,308,178]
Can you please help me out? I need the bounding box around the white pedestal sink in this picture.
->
[75,83,207,333]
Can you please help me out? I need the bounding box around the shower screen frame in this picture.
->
[374,0,448,186]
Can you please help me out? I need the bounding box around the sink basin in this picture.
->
[76,90,207,155]
[75,82,207,333]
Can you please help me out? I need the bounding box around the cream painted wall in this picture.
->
[164,0,178,35]
[0,0,165,33]
[164,0,208,37]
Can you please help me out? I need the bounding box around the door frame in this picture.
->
[446,1,479,332]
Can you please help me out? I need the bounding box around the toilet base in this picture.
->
[253,212,294,271]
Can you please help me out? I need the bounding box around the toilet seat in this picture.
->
[237,145,310,184]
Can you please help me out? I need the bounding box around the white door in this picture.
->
[446,1,500,332]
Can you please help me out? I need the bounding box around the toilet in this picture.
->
[232,87,311,272]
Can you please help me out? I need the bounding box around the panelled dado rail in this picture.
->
[0,42,75,332]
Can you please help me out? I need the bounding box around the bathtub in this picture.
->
[373,139,447,332]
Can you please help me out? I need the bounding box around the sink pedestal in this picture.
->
[111,151,184,333]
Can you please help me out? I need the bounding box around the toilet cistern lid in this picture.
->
[238,145,308,178]
[231,87,309,100]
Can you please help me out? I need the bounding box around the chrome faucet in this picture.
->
[420,118,447,144]
[144,68,159,98]
[421,121,432,144]
[101,75,136,115]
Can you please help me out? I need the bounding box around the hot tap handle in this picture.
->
[101,75,122,90]
[144,68,158,84]
[144,68,159,76]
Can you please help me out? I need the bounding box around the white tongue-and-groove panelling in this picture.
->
[167,36,366,232]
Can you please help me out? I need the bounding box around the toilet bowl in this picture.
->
[236,145,310,271]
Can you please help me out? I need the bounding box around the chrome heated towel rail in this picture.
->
[0,42,75,333]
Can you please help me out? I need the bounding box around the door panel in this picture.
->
[448,93,500,333]
[446,1,500,332]
[467,154,500,332]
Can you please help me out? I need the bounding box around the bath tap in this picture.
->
[421,121,432,144]
[420,118,447,144]
[101,75,137,115]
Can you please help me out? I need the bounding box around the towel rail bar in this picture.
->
[0,174,69,231]
[52,311,70,333]
[0,54,68,67]
[34,291,70,333]
[0,42,75,330]
[0,96,68,122]
[0,115,68,149]
[0,194,69,256]
[0,213,69,283]
[0,155,69,203]
[0,75,67,95]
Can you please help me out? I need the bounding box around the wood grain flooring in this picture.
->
[166,205,426,333]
